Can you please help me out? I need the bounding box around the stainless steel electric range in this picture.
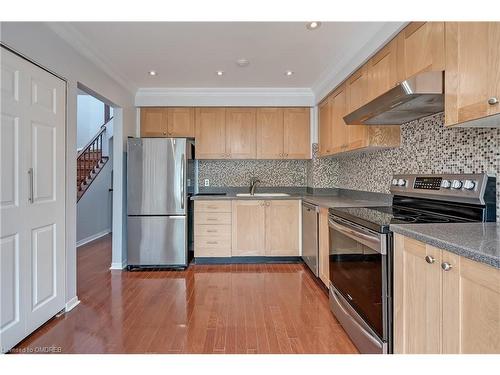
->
[327,173,497,354]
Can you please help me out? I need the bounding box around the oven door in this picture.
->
[328,215,389,353]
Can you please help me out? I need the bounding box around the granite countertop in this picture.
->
[390,222,500,269]
[191,193,303,201]
[191,192,390,209]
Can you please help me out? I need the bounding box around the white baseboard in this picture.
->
[65,296,80,312]
[109,260,127,270]
[76,229,111,247]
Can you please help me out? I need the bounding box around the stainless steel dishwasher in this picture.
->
[302,201,319,276]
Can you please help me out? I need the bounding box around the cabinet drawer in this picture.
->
[195,235,231,249]
[195,224,231,236]
[195,212,231,225]
[194,201,232,213]
[194,247,231,258]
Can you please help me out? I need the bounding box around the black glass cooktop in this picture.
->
[330,205,472,234]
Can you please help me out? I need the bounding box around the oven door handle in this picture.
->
[329,218,386,255]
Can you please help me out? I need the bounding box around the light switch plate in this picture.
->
[204,179,210,187]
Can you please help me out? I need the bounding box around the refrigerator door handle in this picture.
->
[180,154,185,210]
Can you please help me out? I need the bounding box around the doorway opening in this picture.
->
[76,88,114,248]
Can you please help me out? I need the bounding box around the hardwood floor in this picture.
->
[13,234,358,354]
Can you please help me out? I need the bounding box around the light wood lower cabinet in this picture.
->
[318,207,330,286]
[194,201,232,257]
[194,199,301,258]
[231,200,266,256]
[394,233,500,354]
[441,251,500,353]
[264,200,301,256]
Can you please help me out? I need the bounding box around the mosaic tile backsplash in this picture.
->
[197,113,500,220]
[197,159,308,187]
[311,113,500,221]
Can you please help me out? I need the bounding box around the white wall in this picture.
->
[77,94,105,149]
[76,156,113,246]
[0,22,136,310]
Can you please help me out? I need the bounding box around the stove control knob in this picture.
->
[451,180,463,189]
[441,180,451,189]
[397,179,407,187]
[463,180,476,190]
[392,179,399,186]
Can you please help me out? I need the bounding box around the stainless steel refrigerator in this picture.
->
[127,138,191,268]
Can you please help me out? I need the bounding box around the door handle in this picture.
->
[28,168,34,203]
[180,154,185,210]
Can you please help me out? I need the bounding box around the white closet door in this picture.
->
[0,47,66,353]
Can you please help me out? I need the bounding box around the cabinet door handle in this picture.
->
[488,97,499,105]
[425,255,435,264]
[207,218,217,221]
[207,230,217,233]
[441,262,453,271]
[207,241,218,245]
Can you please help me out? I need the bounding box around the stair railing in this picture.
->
[77,116,113,191]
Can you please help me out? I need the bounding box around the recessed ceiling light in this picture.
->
[148,70,157,76]
[285,70,294,77]
[306,22,321,30]
[216,70,224,76]
[236,58,250,67]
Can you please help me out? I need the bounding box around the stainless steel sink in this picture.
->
[236,193,291,197]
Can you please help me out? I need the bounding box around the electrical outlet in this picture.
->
[187,178,191,187]
[204,179,210,187]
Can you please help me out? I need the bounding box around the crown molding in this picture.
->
[45,22,136,95]
[311,22,407,104]
[135,87,315,107]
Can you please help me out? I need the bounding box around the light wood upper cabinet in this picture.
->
[318,97,333,156]
[400,22,445,79]
[346,66,369,113]
[195,107,227,159]
[283,108,310,159]
[141,107,195,137]
[231,200,266,256]
[167,107,195,137]
[265,200,300,256]
[318,207,330,286]
[331,85,349,153]
[368,36,402,101]
[140,107,169,137]
[394,235,443,354]
[394,233,500,354]
[318,82,399,157]
[256,108,284,159]
[225,108,257,159]
[445,22,500,126]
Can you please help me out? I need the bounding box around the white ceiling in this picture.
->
[48,22,404,93]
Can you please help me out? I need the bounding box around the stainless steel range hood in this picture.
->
[343,71,444,125]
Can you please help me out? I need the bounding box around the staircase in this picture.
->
[77,117,112,202]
